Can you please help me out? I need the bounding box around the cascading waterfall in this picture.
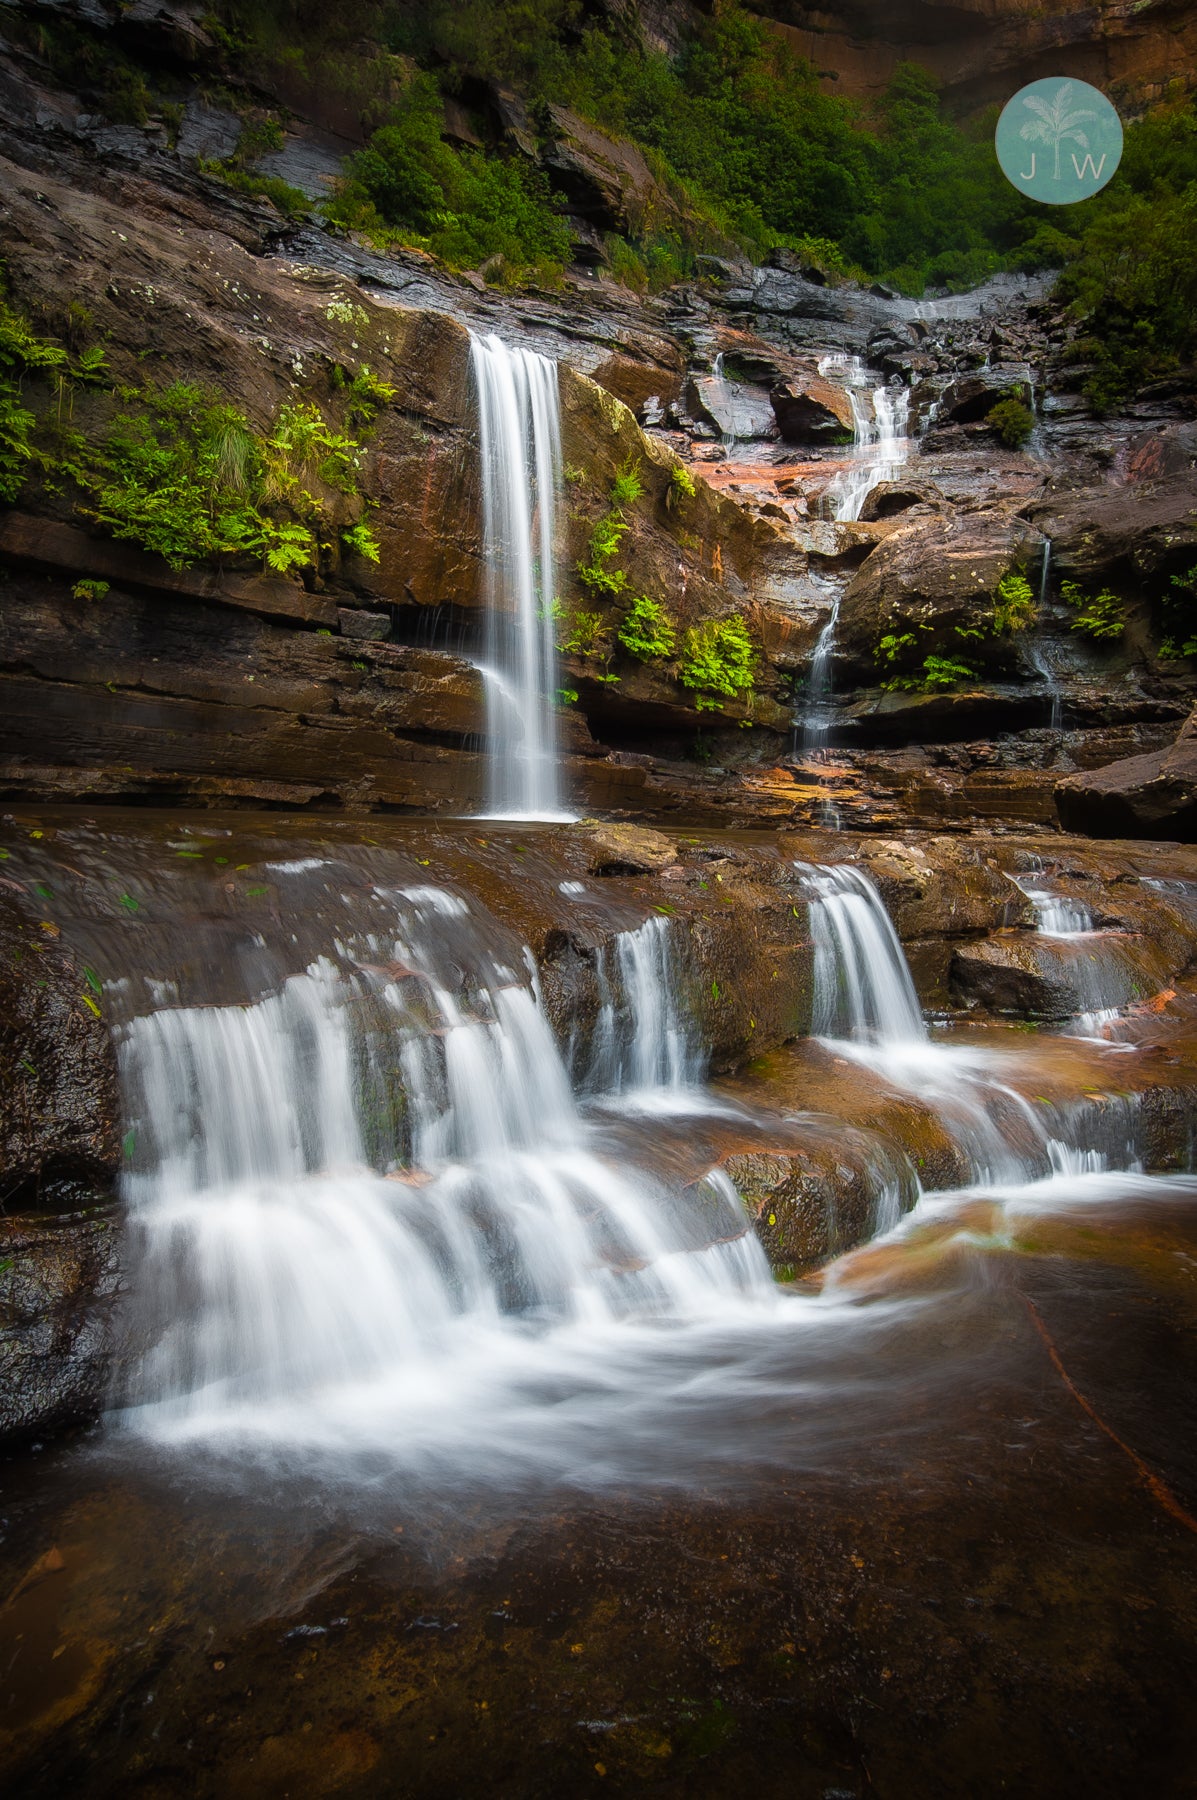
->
[470,332,570,821]
[796,862,1138,1185]
[115,887,770,1441]
[1015,877,1094,937]
[801,359,910,760]
[584,915,704,1099]
[818,355,911,526]
[798,863,926,1043]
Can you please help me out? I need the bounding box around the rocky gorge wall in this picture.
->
[0,1,1195,834]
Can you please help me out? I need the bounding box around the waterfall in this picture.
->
[797,862,926,1043]
[796,862,1130,1186]
[470,333,569,821]
[799,359,909,758]
[585,916,704,1098]
[115,887,769,1438]
[1013,875,1094,937]
[818,355,910,525]
[1028,539,1063,731]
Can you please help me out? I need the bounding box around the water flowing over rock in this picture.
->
[471,334,569,821]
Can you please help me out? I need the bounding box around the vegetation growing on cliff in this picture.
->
[679,615,758,712]
[1062,579,1125,640]
[205,0,1036,294]
[1043,96,1197,408]
[0,294,381,574]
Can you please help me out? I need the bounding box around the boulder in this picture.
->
[541,105,686,237]
[0,894,121,1209]
[0,1210,122,1445]
[769,374,855,444]
[1056,709,1197,841]
[578,821,678,875]
[936,366,1032,424]
[858,481,945,522]
[836,511,1044,675]
[950,931,1176,1020]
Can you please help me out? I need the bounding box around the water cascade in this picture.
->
[584,916,704,1098]
[470,333,569,821]
[801,359,910,759]
[796,862,1138,1184]
[798,863,926,1043]
[1027,538,1063,731]
[115,887,769,1442]
[818,355,911,526]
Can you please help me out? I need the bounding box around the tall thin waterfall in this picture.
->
[471,333,568,820]
[115,888,769,1438]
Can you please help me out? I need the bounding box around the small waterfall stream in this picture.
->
[800,359,910,761]
[470,333,570,821]
[818,355,911,526]
[796,862,1137,1185]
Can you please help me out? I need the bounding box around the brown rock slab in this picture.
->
[1056,708,1197,841]
[769,374,854,444]
[578,821,679,876]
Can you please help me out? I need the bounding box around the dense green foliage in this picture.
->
[0,295,380,574]
[618,594,677,661]
[1062,579,1125,640]
[1043,97,1197,407]
[207,0,1039,292]
[992,571,1037,633]
[326,74,570,278]
[987,398,1035,449]
[679,615,758,711]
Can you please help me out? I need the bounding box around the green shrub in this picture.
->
[327,74,571,279]
[609,460,644,507]
[987,398,1035,449]
[1062,578,1125,640]
[71,579,109,602]
[679,614,757,710]
[559,608,609,656]
[668,463,696,507]
[993,571,1036,633]
[618,594,676,660]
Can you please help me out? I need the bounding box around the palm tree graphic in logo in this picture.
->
[1019,81,1098,182]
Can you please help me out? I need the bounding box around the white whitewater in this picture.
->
[818,354,910,526]
[115,889,770,1442]
[584,915,704,1098]
[801,359,910,756]
[795,862,1134,1185]
[798,862,926,1042]
[471,333,569,821]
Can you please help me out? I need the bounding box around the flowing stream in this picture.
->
[470,333,569,821]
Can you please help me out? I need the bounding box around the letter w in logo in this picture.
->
[1071,152,1107,181]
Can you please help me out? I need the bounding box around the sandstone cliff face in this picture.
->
[757,0,1197,113]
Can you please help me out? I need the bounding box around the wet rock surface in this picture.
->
[0,1208,122,1445]
[1057,708,1197,841]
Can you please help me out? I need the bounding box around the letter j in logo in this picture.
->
[995,78,1123,203]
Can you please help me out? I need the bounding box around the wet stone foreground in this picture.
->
[2,811,1197,1796]
[3,1185,1197,1797]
